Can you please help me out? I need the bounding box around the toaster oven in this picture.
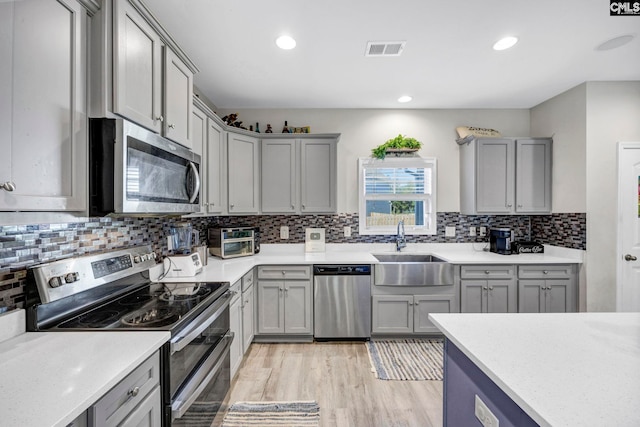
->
[208,227,255,259]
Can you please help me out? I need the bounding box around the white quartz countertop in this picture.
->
[152,243,583,285]
[0,314,170,427]
[429,312,640,427]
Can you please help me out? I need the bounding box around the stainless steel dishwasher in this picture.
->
[313,265,371,340]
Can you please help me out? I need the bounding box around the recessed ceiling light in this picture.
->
[493,36,518,51]
[398,96,413,103]
[595,34,635,51]
[276,35,296,50]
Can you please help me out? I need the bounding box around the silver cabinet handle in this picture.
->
[168,123,176,129]
[625,254,637,261]
[482,286,488,290]
[488,286,494,290]
[230,204,234,209]
[1,181,16,192]
[543,270,549,274]
[484,270,490,274]
[282,271,286,275]
[156,115,164,122]
[128,386,140,398]
[302,204,306,210]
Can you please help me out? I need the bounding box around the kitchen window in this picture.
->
[358,157,437,235]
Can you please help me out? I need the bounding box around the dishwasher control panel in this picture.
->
[313,265,371,275]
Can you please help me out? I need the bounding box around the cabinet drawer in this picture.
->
[242,268,255,292]
[230,279,242,303]
[518,264,573,279]
[90,352,160,427]
[258,265,311,280]
[461,265,515,279]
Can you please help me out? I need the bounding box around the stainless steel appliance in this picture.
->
[490,228,512,255]
[208,227,255,259]
[89,118,201,215]
[25,246,232,427]
[313,265,371,340]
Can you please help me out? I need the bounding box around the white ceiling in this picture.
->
[145,0,640,109]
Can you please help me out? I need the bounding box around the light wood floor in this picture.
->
[213,342,443,427]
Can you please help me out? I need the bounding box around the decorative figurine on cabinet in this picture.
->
[265,124,273,133]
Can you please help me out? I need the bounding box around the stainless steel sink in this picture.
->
[373,254,445,263]
[372,253,454,286]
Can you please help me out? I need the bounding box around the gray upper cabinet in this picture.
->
[191,104,208,214]
[99,0,197,148]
[0,0,88,212]
[261,139,297,213]
[261,136,338,214]
[300,139,338,213]
[228,132,260,214]
[460,137,552,215]
[205,116,226,214]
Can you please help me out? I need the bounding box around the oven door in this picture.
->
[167,291,231,425]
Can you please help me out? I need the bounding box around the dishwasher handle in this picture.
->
[313,265,371,275]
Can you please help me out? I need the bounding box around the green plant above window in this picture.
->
[371,134,422,159]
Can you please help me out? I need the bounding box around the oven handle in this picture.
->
[172,332,233,420]
[170,290,231,354]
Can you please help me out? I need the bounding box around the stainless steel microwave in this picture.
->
[89,118,201,215]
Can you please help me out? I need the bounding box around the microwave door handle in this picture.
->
[188,161,200,203]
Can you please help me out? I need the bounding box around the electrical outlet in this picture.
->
[167,236,173,251]
[445,226,456,237]
[469,226,476,237]
[475,395,499,427]
[343,226,352,237]
[280,226,289,239]
[480,226,487,237]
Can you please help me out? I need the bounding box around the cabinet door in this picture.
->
[515,139,552,213]
[191,105,207,214]
[284,281,312,334]
[206,119,225,214]
[300,139,337,213]
[518,280,545,313]
[229,294,243,378]
[414,294,457,334]
[460,281,486,313]
[117,385,161,427]
[486,279,517,313]
[113,0,162,133]
[372,295,413,334]
[227,133,260,214]
[163,48,193,147]
[241,285,254,354]
[1,0,87,211]
[261,139,297,213]
[546,280,573,313]
[476,139,514,213]
[257,281,284,334]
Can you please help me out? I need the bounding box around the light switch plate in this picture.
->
[280,226,289,239]
[343,226,352,237]
[480,226,487,237]
[445,226,456,237]
[469,226,476,237]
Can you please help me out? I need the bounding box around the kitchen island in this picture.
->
[429,312,640,427]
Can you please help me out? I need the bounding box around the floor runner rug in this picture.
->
[366,339,443,380]
[222,401,320,426]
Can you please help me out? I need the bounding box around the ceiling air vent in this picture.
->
[365,41,406,57]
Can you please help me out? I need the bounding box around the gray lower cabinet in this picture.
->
[229,279,243,378]
[372,294,457,334]
[256,266,313,336]
[518,265,577,313]
[89,351,161,427]
[241,269,255,353]
[460,265,517,313]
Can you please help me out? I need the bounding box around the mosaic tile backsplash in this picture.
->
[0,212,585,311]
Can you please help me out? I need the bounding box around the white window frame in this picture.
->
[358,157,437,235]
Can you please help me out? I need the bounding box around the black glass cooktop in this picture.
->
[56,282,225,330]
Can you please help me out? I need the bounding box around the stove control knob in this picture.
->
[133,255,142,263]
[48,276,63,288]
[65,272,78,283]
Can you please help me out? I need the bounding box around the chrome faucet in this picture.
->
[396,220,406,252]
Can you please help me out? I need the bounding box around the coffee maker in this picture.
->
[489,228,512,255]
